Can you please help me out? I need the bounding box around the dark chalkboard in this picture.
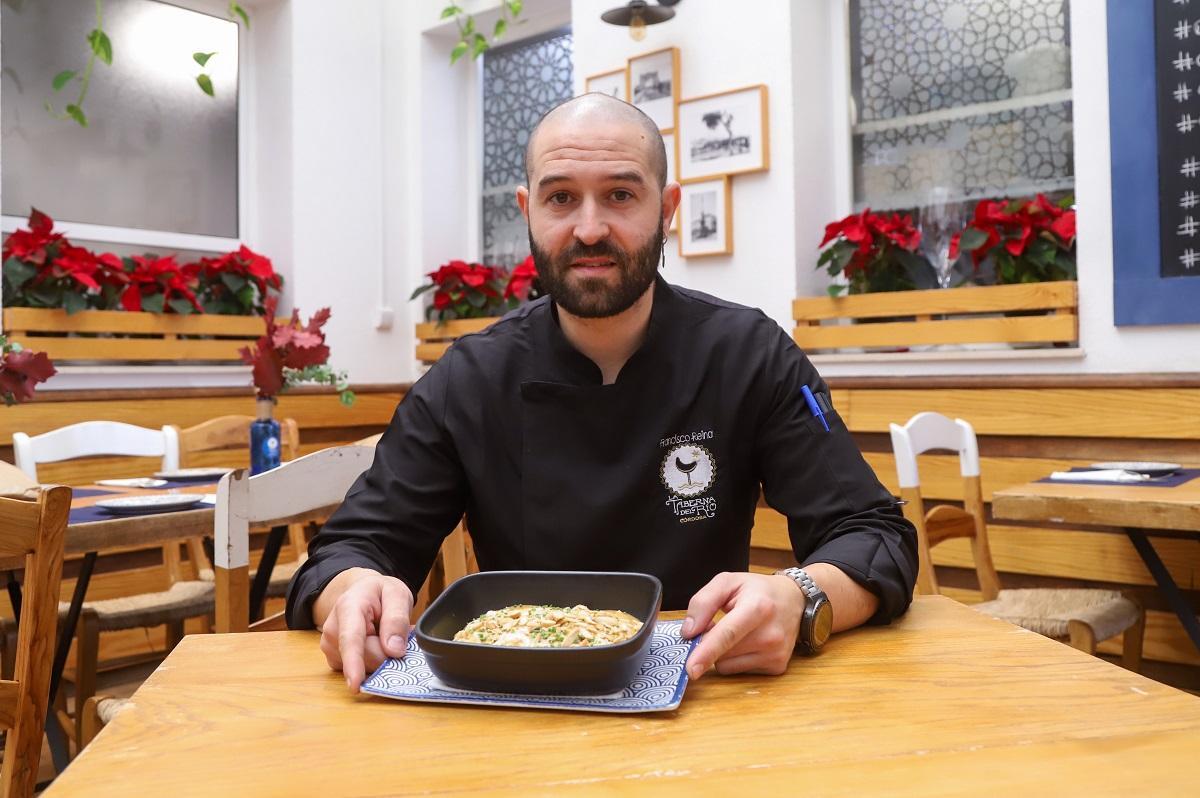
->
[1156,0,1200,278]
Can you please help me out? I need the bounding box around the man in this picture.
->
[286,94,917,692]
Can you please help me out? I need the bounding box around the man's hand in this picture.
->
[681,572,804,681]
[314,568,414,693]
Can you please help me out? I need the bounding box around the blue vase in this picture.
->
[250,398,282,475]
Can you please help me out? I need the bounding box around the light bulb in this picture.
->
[629,11,646,40]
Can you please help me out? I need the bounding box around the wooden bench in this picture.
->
[415,318,497,364]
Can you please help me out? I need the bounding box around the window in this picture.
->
[1,0,239,240]
[848,0,1074,211]
[480,28,573,268]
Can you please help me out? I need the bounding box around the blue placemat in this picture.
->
[362,619,698,713]
[72,488,119,499]
[1036,467,1200,488]
[160,478,223,490]
[69,496,211,525]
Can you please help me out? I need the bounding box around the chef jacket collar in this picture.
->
[539,275,681,387]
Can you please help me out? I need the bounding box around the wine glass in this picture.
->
[918,188,970,289]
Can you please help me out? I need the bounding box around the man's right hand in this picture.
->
[313,567,414,693]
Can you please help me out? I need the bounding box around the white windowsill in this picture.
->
[40,365,253,392]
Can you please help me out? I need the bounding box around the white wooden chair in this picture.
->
[214,445,376,632]
[12,421,180,479]
[10,420,211,750]
[890,411,1145,669]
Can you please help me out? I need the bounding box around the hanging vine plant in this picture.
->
[442,1,524,64]
[46,0,249,127]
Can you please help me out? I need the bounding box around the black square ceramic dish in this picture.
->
[414,570,663,695]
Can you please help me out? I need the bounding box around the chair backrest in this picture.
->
[354,432,383,447]
[213,445,376,632]
[0,486,69,797]
[12,421,180,481]
[889,411,1000,600]
[171,415,301,467]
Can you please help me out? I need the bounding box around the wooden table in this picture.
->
[46,597,1200,796]
[993,477,1200,652]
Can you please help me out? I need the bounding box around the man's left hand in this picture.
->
[681,571,804,681]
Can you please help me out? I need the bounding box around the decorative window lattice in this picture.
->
[481,30,573,267]
[849,0,1074,209]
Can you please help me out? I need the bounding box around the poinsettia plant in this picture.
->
[238,297,354,405]
[118,254,204,313]
[817,210,926,296]
[2,209,125,314]
[0,335,56,406]
[192,245,283,315]
[411,256,543,323]
[950,194,1076,284]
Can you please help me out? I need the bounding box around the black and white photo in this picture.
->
[627,47,678,133]
[678,177,732,258]
[678,85,769,182]
[585,68,627,101]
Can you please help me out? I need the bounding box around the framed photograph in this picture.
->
[585,68,627,101]
[663,132,678,232]
[677,85,770,182]
[627,47,679,133]
[678,177,732,258]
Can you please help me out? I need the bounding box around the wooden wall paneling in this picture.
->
[840,388,1200,439]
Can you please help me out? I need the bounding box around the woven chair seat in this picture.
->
[58,580,215,632]
[199,557,303,598]
[973,588,1141,642]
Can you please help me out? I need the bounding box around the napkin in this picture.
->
[1048,469,1151,483]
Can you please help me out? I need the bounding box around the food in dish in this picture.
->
[454,604,642,648]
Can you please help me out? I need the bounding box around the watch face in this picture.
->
[812,600,834,649]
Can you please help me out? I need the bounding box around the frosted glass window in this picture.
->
[480,29,573,268]
[1,0,239,237]
[849,0,1073,209]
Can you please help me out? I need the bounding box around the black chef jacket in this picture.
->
[286,277,917,626]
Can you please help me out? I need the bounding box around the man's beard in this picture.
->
[529,225,663,319]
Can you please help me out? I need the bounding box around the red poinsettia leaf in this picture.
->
[282,343,330,369]
[304,307,331,334]
[120,285,143,311]
[0,372,27,403]
[1050,211,1076,242]
[5,348,57,384]
[949,232,962,260]
[29,208,54,236]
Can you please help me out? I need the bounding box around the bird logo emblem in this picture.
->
[661,444,715,498]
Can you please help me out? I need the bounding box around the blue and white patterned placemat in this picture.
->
[361,619,697,713]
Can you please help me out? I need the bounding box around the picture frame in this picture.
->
[663,131,678,233]
[585,67,628,101]
[627,47,679,133]
[677,85,770,183]
[678,177,732,258]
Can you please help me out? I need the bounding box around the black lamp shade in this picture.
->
[601,1,675,27]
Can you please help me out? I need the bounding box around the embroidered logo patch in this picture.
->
[660,444,716,498]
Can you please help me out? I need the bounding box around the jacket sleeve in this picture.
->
[285,353,468,629]
[752,323,918,624]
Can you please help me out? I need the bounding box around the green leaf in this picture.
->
[826,284,846,297]
[450,41,469,64]
[168,297,195,315]
[62,290,87,316]
[507,0,523,16]
[493,18,507,39]
[3,257,37,289]
[1057,194,1075,210]
[196,74,215,97]
[65,104,88,127]
[410,283,438,300]
[463,15,475,36]
[141,292,166,314]
[88,29,113,66]
[831,242,856,272]
[339,389,356,407]
[958,227,988,251]
[466,290,487,309]
[441,5,463,19]
[229,1,250,28]
[472,32,489,58]
[193,51,216,67]
[52,70,77,91]
[235,284,256,308]
[220,272,248,293]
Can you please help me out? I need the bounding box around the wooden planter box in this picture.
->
[415,318,498,364]
[792,282,1078,354]
[2,307,271,365]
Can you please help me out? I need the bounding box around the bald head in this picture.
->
[524,93,668,190]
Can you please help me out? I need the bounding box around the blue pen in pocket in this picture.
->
[801,385,830,432]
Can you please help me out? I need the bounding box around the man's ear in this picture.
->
[661,182,681,237]
[516,186,530,222]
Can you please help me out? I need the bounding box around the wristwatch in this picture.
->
[776,567,833,655]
